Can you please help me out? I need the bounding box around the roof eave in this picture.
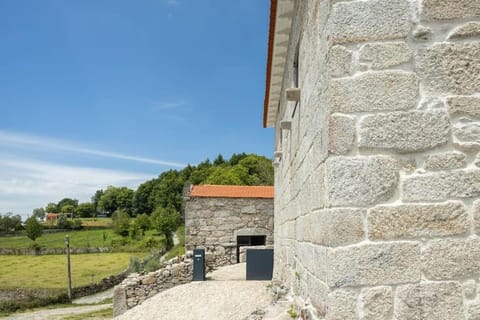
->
[263,0,295,128]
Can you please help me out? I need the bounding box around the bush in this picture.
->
[128,256,143,273]
[70,219,83,230]
[141,237,161,249]
[57,215,70,229]
[24,216,43,241]
[144,257,160,272]
[112,210,130,237]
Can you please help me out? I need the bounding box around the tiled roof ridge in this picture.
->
[189,184,274,199]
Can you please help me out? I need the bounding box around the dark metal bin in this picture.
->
[193,248,206,281]
[246,249,274,280]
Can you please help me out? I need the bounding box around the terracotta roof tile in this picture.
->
[189,185,274,199]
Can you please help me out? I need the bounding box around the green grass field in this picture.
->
[0,229,163,250]
[0,253,140,289]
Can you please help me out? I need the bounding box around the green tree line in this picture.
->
[38,153,273,219]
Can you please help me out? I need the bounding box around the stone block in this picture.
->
[468,301,480,320]
[328,0,411,44]
[359,42,412,69]
[368,202,468,240]
[474,200,480,234]
[305,272,328,317]
[463,280,477,299]
[358,111,451,153]
[395,282,463,319]
[403,170,480,201]
[361,286,393,320]
[424,152,467,170]
[328,114,355,155]
[454,122,480,143]
[447,96,480,118]
[329,71,418,113]
[449,22,480,39]
[328,45,353,77]
[326,156,399,206]
[310,208,365,246]
[326,289,357,320]
[422,238,480,280]
[113,285,128,317]
[327,242,421,288]
[421,0,480,20]
[416,42,480,95]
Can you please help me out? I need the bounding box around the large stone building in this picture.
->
[264,0,480,319]
[184,185,274,268]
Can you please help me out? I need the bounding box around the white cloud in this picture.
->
[0,157,152,218]
[0,130,185,168]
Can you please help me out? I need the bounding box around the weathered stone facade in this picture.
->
[185,185,274,268]
[264,0,480,319]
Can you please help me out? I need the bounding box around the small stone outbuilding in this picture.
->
[185,185,274,268]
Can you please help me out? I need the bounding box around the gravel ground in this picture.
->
[115,281,271,320]
[115,263,272,320]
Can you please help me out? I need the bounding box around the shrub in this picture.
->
[112,210,130,237]
[128,256,143,273]
[70,219,83,230]
[24,216,43,241]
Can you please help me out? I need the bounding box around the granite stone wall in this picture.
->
[113,253,194,317]
[185,197,274,268]
[272,0,480,319]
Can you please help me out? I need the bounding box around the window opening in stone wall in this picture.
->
[236,235,266,263]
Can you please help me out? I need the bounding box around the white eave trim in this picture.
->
[265,0,294,128]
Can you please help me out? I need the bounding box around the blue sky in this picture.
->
[0,0,273,217]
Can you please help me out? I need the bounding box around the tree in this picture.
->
[76,202,95,218]
[238,154,274,185]
[25,216,43,241]
[0,213,22,234]
[204,165,252,185]
[213,154,225,166]
[111,209,131,237]
[98,186,120,216]
[91,189,104,214]
[61,204,75,215]
[116,187,135,215]
[45,202,58,213]
[134,213,151,236]
[57,198,78,212]
[32,208,46,221]
[133,180,156,215]
[151,207,181,250]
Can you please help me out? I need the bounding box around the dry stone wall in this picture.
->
[185,197,274,267]
[113,253,194,317]
[273,0,480,319]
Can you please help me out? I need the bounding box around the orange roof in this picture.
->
[189,185,274,199]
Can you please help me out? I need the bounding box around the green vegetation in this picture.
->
[0,213,22,234]
[0,228,163,251]
[163,225,185,261]
[24,216,43,241]
[0,253,137,289]
[151,207,181,250]
[287,304,298,318]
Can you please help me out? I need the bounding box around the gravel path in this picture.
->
[72,288,114,305]
[4,303,112,320]
[115,263,272,320]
